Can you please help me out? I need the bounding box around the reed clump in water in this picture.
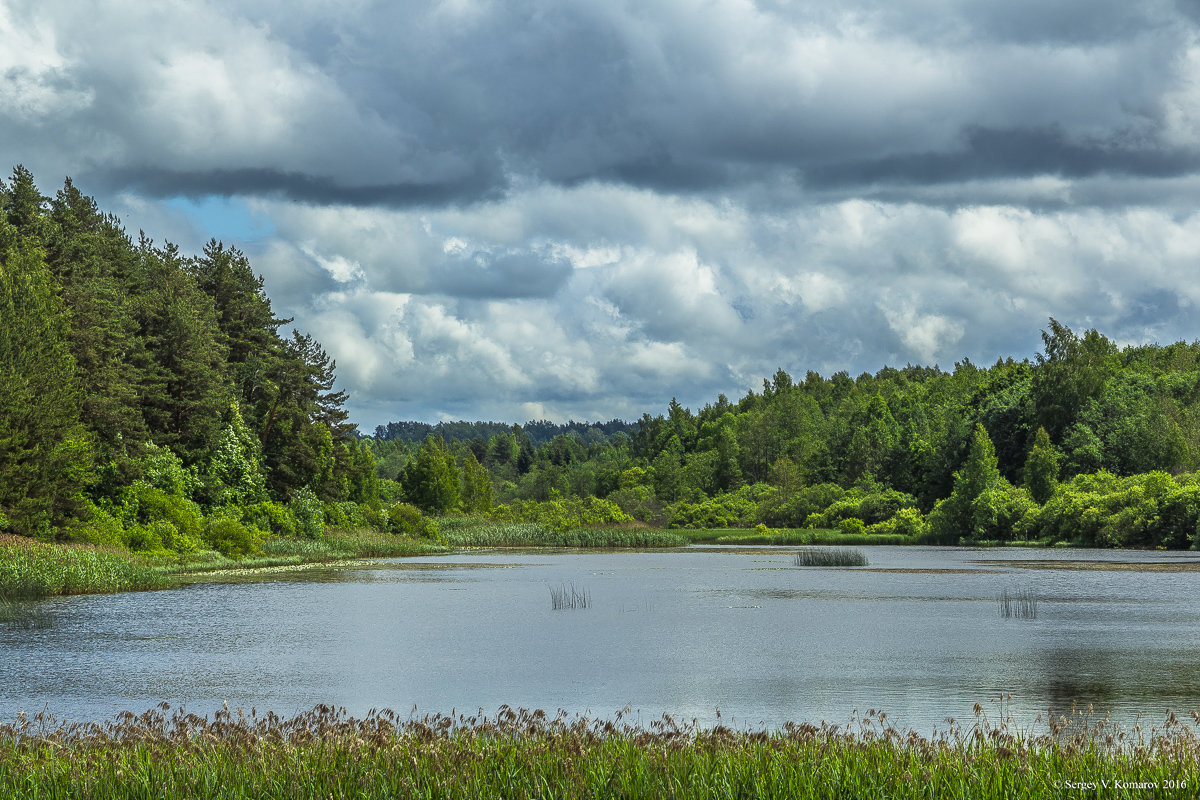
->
[549,581,590,610]
[997,588,1039,619]
[1,701,1198,799]
[794,547,869,567]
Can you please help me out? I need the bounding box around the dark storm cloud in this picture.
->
[96,165,507,208]
[805,126,1200,189]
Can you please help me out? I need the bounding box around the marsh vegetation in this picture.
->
[793,547,869,567]
[997,588,1040,619]
[1,703,1198,800]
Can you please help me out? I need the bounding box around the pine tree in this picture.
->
[0,211,92,537]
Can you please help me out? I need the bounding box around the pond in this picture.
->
[3,545,1199,734]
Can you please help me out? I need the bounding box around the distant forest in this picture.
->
[6,164,1200,555]
[375,419,637,447]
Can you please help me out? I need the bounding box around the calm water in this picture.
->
[3,545,1199,733]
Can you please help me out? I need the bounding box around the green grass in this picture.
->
[0,535,167,600]
[439,518,687,548]
[1,703,1197,799]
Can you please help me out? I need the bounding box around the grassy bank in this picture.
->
[439,517,688,548]
[1,704,1197,799]
[0,530,445,601]
[0,534,167,600]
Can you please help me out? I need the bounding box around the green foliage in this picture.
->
[491,494,632,532]
[288,487,325,539]
[459,451,493,513]
[1022,426,1059,504]
[241,501,298,538]
[867,506,928,538]
[402,436,461,513]
[665,484,773,528]
[203,404,268,505]
[385,502,439,537]
[129,483,206,548]
[0,187,92,537]
[203,514,263,559]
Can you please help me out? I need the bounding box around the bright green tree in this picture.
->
[1023,426,1059,504]
[402,436,461,513]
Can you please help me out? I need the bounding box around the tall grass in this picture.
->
[794,547,869,567]
[0,536,166,600]
[679,528,908,546]
[438,519,687,549]
[998,588,1039,619]
[1,702,1198,799]
[549,581,591,610]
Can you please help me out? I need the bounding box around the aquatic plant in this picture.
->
[549,581,590,610]
[997,588,1039,619]
[794,547,869,567]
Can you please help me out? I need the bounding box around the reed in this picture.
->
[997,588,1039,619]
[440,520,687,549]
[0,538,166,600]
[794,547,869,567]
[549,581,590,610]
[1,702,1198,799]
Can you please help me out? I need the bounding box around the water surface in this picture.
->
[3,545,1198,733]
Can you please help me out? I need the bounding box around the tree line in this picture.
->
[6,163,1200,554]
[379,321,1200,549]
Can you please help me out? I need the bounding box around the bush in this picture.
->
[492,495,632,532]
[130,483,205,546]
[72,502,125,548]
[203,516,263,559]
[867,507,928,538]
[386,503,439,537]
[241,501,298,538]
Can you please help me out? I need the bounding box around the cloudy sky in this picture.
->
[5,0,1200,430]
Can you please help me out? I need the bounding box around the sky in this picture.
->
[5,0,1200,431]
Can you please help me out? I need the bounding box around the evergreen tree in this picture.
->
[1023,426,1060,504]
[0,212,92,537]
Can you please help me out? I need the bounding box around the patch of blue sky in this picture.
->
[165,195,275,246]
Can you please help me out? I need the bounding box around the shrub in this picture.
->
[241,501,298,538]
[386,503,439,537]
[203,516,263,559]
[131,483,205,546]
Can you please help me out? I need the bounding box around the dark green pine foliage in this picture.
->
[45,179,151,473]
[0,175,92,538]
[260,331,358,499]
[134,238,232,466]
[188,240,290,428]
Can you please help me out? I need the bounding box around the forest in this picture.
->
[4,165,1200,561]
